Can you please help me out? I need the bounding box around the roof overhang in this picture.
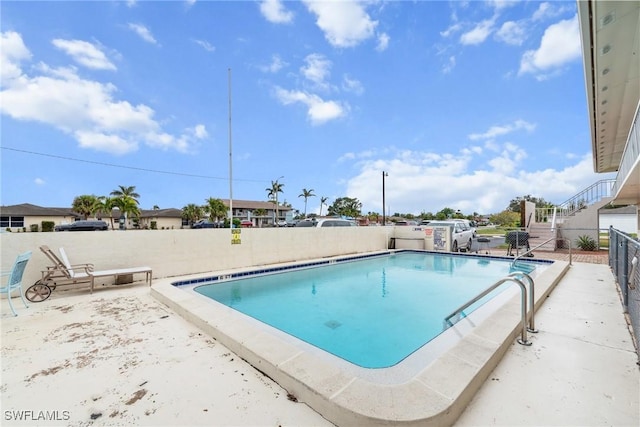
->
[578,1,639,204]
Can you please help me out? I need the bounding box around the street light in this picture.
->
[382,171,388,226]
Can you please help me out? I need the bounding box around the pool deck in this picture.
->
[1,251,638,426]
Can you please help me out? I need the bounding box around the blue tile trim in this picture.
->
[171,249,551,287]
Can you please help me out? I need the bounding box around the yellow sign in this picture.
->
[231,228,241,244]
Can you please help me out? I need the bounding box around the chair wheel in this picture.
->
[26,282,52,302]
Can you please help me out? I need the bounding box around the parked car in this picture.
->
[276,220,288,227]
[394,220,418,226]
[426,220,474,252]
[240,220,253,228]
[191,220,218,229]
[295,218,357,227]
[451,219,477,237]
[55,220,108,232]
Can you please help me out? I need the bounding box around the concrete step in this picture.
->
[528,224,557,251]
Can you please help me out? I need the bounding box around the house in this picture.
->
[0,199,294,231]
[0,203,76,232]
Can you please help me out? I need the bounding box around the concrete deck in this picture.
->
[1,254,638,426]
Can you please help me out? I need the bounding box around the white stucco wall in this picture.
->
[1,227,391,289]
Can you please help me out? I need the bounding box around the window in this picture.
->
[1,216,24,227]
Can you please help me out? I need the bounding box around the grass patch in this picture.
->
[476,227,507,236]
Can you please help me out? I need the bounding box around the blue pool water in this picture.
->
[194,252,546,368]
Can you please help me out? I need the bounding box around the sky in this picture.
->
[0,0,615,217]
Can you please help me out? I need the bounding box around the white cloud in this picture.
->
[300,53,332,88]
[259,0,294,24]
[274,86,347,125]
[52,39,116,70]
[191,124,208,139]
[128,23,158,45]
[303,0,377,48]
[442,55,456,74]
[342,74,364,95]
[193,39,215,52]
[468,119,536,141]
[34,178,45,185]
[0,31,202,155]
[376,33,389,51]
[0,31,32,84]
[260,54,287,73]
[345,147,605,215]
[519,15,581,79]
[495,21,526,46]
[460,19,494,45]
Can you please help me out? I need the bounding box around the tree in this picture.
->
[298,188,316,218]
[490,210,520,227]
[110,185,140,202]
[266,180,284,223]
[204,197,227,222]
[182,204,203,227]
[112,196,140,228]
[435,207,456,220]
[72,195,99,220]
[508,195,552,212]
[96,196,116,229]
[319,196,328,216]
[327,197,362,218]
[110,185,140,229]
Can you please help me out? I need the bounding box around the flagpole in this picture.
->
[228,68,233,227]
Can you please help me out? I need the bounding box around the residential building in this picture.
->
[0,199,293,231]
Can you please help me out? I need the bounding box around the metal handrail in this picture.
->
[443,276,532,346]
[508,272,537,333]
[511,235,572,266]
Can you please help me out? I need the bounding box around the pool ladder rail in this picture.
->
[443,272,537,346]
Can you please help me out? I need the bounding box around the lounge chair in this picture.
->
[1,251,32,316]
[25,246,152,302]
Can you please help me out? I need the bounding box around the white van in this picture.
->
[295,218,356,227]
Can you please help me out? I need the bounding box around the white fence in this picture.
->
[1,227,391,289]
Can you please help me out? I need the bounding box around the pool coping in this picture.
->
[151,251,570,426]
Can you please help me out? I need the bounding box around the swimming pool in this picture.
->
[193,252,545,368]
[153,250,568,426]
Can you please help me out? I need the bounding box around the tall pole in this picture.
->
[382,171,388,226]
[228,68,233,227]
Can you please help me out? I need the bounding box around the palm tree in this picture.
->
[298,188,316,218]
[319,196,328,217]
[112,196,140,229]
[110,185,140,202]
[110,185,140,229]
[266,180,284,224]
[96,196,116,229]
[204,197,227,223]
[182,204,203,227]
[72,195,99,220]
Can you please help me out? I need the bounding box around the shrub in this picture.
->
[150,221,157,230]
[41,221,55,232]
[576,235,598,251]
[30,224,39,232]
